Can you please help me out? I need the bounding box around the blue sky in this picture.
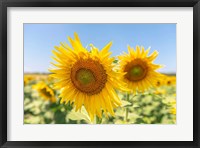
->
[24,24,176,74]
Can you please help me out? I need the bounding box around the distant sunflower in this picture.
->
[49,33,126,121]
[155,79,163,87]
[24,75,34,86]
[170,108,176,115]
[169,100,176,115]
[33,82,56,103]
[165,76,176,86]
[24,77,29,86]
[154,89,166,95]
[118,46,163,93]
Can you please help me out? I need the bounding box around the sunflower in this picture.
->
[24,75,34,86]
[154,89,166,95]
[33,82,56,103]
[170,108,176,115]
[155,79,164,87]
[118,45,163,93]
[24,77,29,86]
[168,97,176,115]
[165,76,176,86]
[49,33,126,121]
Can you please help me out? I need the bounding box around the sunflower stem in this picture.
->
[125,108,128,122]
[125,93,130,122]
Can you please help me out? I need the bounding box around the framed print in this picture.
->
[0,0,200,148]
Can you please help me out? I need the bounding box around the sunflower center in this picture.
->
[130,66,144,77]
[124,59,148,82]
[167,80,171,85]
[71,59,107,95]
[156,81,161,86]
[41,88,52,97]
[76,69,95,85]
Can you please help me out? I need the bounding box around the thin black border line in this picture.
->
[1,0,200,148]
[0,0,3,147]
[193,1,200,146]
[0,0,198,7]
[23,23,177,25]
[1,1,7,147]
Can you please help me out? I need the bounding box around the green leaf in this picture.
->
[113,59,118,63]
[121,100,132,107]
[67,108,91,124]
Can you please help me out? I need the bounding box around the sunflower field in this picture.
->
[24,74,176,124]
[24,33,176,124]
